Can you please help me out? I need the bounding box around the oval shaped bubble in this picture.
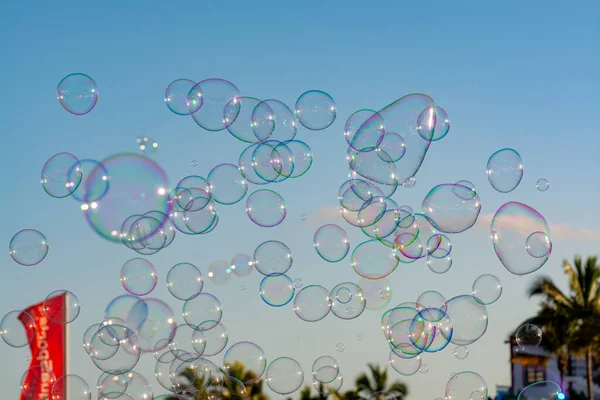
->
[422,183,481,233]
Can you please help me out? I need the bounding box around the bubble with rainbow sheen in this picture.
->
[120,258,157,296]
[422,183,481,234]
[491,201,552,275]
[259,273,295,307]
[41,152,83,199]
[358,277,392,310]
[486,148,523,193]
[246,189,287,228]
[164,78,200,116]
[416,105,450,142]
[82,153,170,243]
[294,90,337,131]
[313,224,350,263]
[189,78,240,132]
[57,73,98,115]
[9,229,49,266]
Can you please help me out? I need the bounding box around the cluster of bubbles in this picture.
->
[2,71,560,400]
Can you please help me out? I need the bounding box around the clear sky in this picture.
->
[0,1,599,399]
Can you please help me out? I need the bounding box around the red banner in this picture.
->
[19,293,67,400]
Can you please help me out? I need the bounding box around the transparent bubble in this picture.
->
[294,285,332,322]
[335,343,345,352]
[57,73,98,115]
[536,178,550,192]
[246,189,287,227]
[416,105,450,141]
[253,240,293,276]
[526,231,553,258]
[260,273,295,307]
[351,239,399,280]
[192,321,228,356]
[164,78,199,116]
[517,380,561,400]
[344,109,385,152]
[486,148,523,193]
[69,159,109,203]
[166,262,203,301]
[51,374,91,400]
[223,341,267,385]
[442,295,488,346]
[422,183,481,234]
[9,229,49,266]
[182,293,222,331]
[491,201,552,275]
[265,357,304,395]
[416,291,446,312]
[207,163,248,205]
[126,298,176,353]
[224,96,271,143]
[389,351,421,376]
[120,258,157,296]
[300,214,308,221]
[403,177,416,188]
[252,99,297,142]
[21,366,56,400]
[516,324,542,348]
[419,364,429,374]
[472,274,502,305]
[293,278,304,288]
[208,260,233,285]
[445,371,487,400]
[427,255,452,274]
[426,234,453,259]
[44,290,80,324]
[454,346,469,360]
[231,253,253,277]
[312,356,339,384]
[330,282,366,320]
[0,310,35,348]
[189,78,240,132]
[359,277,392,310]
[377,132,406,162]
[190,159,199,167]
[294,90,336,131]
[313,224,350,263]
[41,152,82,198]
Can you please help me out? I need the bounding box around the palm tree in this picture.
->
[354,363,408,400]
[528,256,600,400]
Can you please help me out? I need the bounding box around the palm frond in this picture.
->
[528,276,573,308]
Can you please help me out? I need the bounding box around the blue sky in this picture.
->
[0,1,599,399]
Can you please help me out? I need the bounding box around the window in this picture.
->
[524,366,546,384]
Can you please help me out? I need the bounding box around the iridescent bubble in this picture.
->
[294,285,332,322]
[207,163,248,205]
[123,371,152,400]
[348,148,398,187]
[166,262,203,301]
[182,293,222,331]
[189,78,240,132]
[389,351,421,376]
[491,201,552,275]
[312,374,344,395]
[83,153,170,243]
[21,365,56,400]
[224,97,272,143]
[0,310,35,348]
[445,371,487,400]
[252,99,297,142]
[253,240,293,276]
[526,231,553,258]
[515,324,542,348]
[330,282,366,320]
[312,356,339,384]
[168,322,205,360]
[453,346,469,360]
[136,136,159,154]
[260,273,295,307]
[426,255,452,274]
[70,159,109,203]
[359,277,393,310]
[231,253,253,277]
[517,381,561,400]
[164,78,199,116]
[377,132,406,162]
[442,295,488,346]
[192,321,228,356]
[175,175,212,211]
[536,178,550,192]
[9,229,49,266]
[472,274,502,305]
[208,260,233,285]
[294,90,336,131]
[279,140,313,178]
[223,341,267,385]
[452,180,477,200]
[126,298,176,353]
[403,177,416,188]
[120,258,157,296]
[351,240,399,280]
[344,109,385,152]
[51,374,91,400]
[43,290,80,324]
[313,224,350,263]
[41,152,83,198]
[265,357,304,395]
[416,105,450,142]
[416,291,447,312]
[335,343,345,352]
[426,234,453,258]
[422,183,481,233]
[487,148,523,193]
[90,328,140,375]
[246,189,287,227]
[57,73,98,115]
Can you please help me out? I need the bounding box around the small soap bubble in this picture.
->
[336,343,345,352]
